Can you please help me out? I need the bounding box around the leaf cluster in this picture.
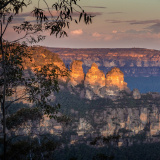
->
[0,0,30,15]
[1,0,94,43]
[5,107,43,129]
[1,135,61,160]
[0,42,31,101]
[90,135,121,146]
[1,43,68,119]
[25,63,68,117]
[93,153,114,160]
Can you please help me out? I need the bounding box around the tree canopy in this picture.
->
[0,0,93,43]
[0,0,94,159]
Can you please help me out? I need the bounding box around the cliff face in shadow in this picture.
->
[5,93,160,147]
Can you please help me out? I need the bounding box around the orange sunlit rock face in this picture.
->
[24,46,68,82]
[140,113,147,123]
[53,61,68,82]
[106,67,127,90]
[69,60,84,86]
[84,63,105,88]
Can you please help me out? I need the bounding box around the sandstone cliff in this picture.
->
[84,63,105,99]
[25,46,68,82]
[10,46,131,101]
[8,46,68,103]
[24,48,130,99]
[68,61,130,99]
[106,67,128,90]
[5,105,160,146]
[84,65,130,99]
[84,63,105,88]
[69,60,84,86]
[132,88,141,99]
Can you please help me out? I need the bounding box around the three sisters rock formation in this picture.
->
[66,60,130,100]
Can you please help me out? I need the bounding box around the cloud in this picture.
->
[104,35,113,41]
[129,20,160,25]
[107,12,124,14]
[92,32,102,38]
[71,12,102,17]
[92,32,114,41]
[145,23,160,33]
[112,30,117,34]
[106,19,160,25]
[15,12,32,18]
[71,29,83,35]
[91,29,160,43]
[10,17,26,24]
[83,6,107,9]
[121,29,147,34]
[111,31,160,41]
[106,19,160,34]
[16,10,58,18]
[106,20,126,23]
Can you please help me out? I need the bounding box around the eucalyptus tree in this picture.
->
[0,0,93,159]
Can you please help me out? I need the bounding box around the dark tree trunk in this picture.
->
[0,20,6,160]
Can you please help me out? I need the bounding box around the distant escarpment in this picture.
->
[67,60,131,100]
[47,47,160,77]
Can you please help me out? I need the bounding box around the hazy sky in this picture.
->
[4,0,160,49]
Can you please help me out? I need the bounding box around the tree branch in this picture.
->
[1,16,12,38]
[0,0,15,10]
[43,0,54,18]
[5,93,28,110]
[11,30,40,43]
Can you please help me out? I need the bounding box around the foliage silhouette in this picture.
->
[0,0,94,159]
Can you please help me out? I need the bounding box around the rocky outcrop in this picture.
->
[23,47,132,100]
[75,105,160,139]
[68,62,130,99]
[54,61,68,82]
[24,47,131,100]
[24,46,68,82]
[100,67,130,96]
[3,105,160,147]
[106,67,128,90]
[69,60,84,86]
[84,63,105,98]
[132,88,141,99]
[84,63,105,88]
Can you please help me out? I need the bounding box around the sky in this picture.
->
[4,0,160,50]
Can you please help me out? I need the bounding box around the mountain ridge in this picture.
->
[46,47,160,77]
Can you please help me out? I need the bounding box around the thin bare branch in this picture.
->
[43,0,54,18]
[5,93,28,110]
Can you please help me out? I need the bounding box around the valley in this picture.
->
[1,46,160,159]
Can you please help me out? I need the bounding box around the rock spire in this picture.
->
[106,67,128,90]
[69,60,84,86]
[84,63,105,88]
